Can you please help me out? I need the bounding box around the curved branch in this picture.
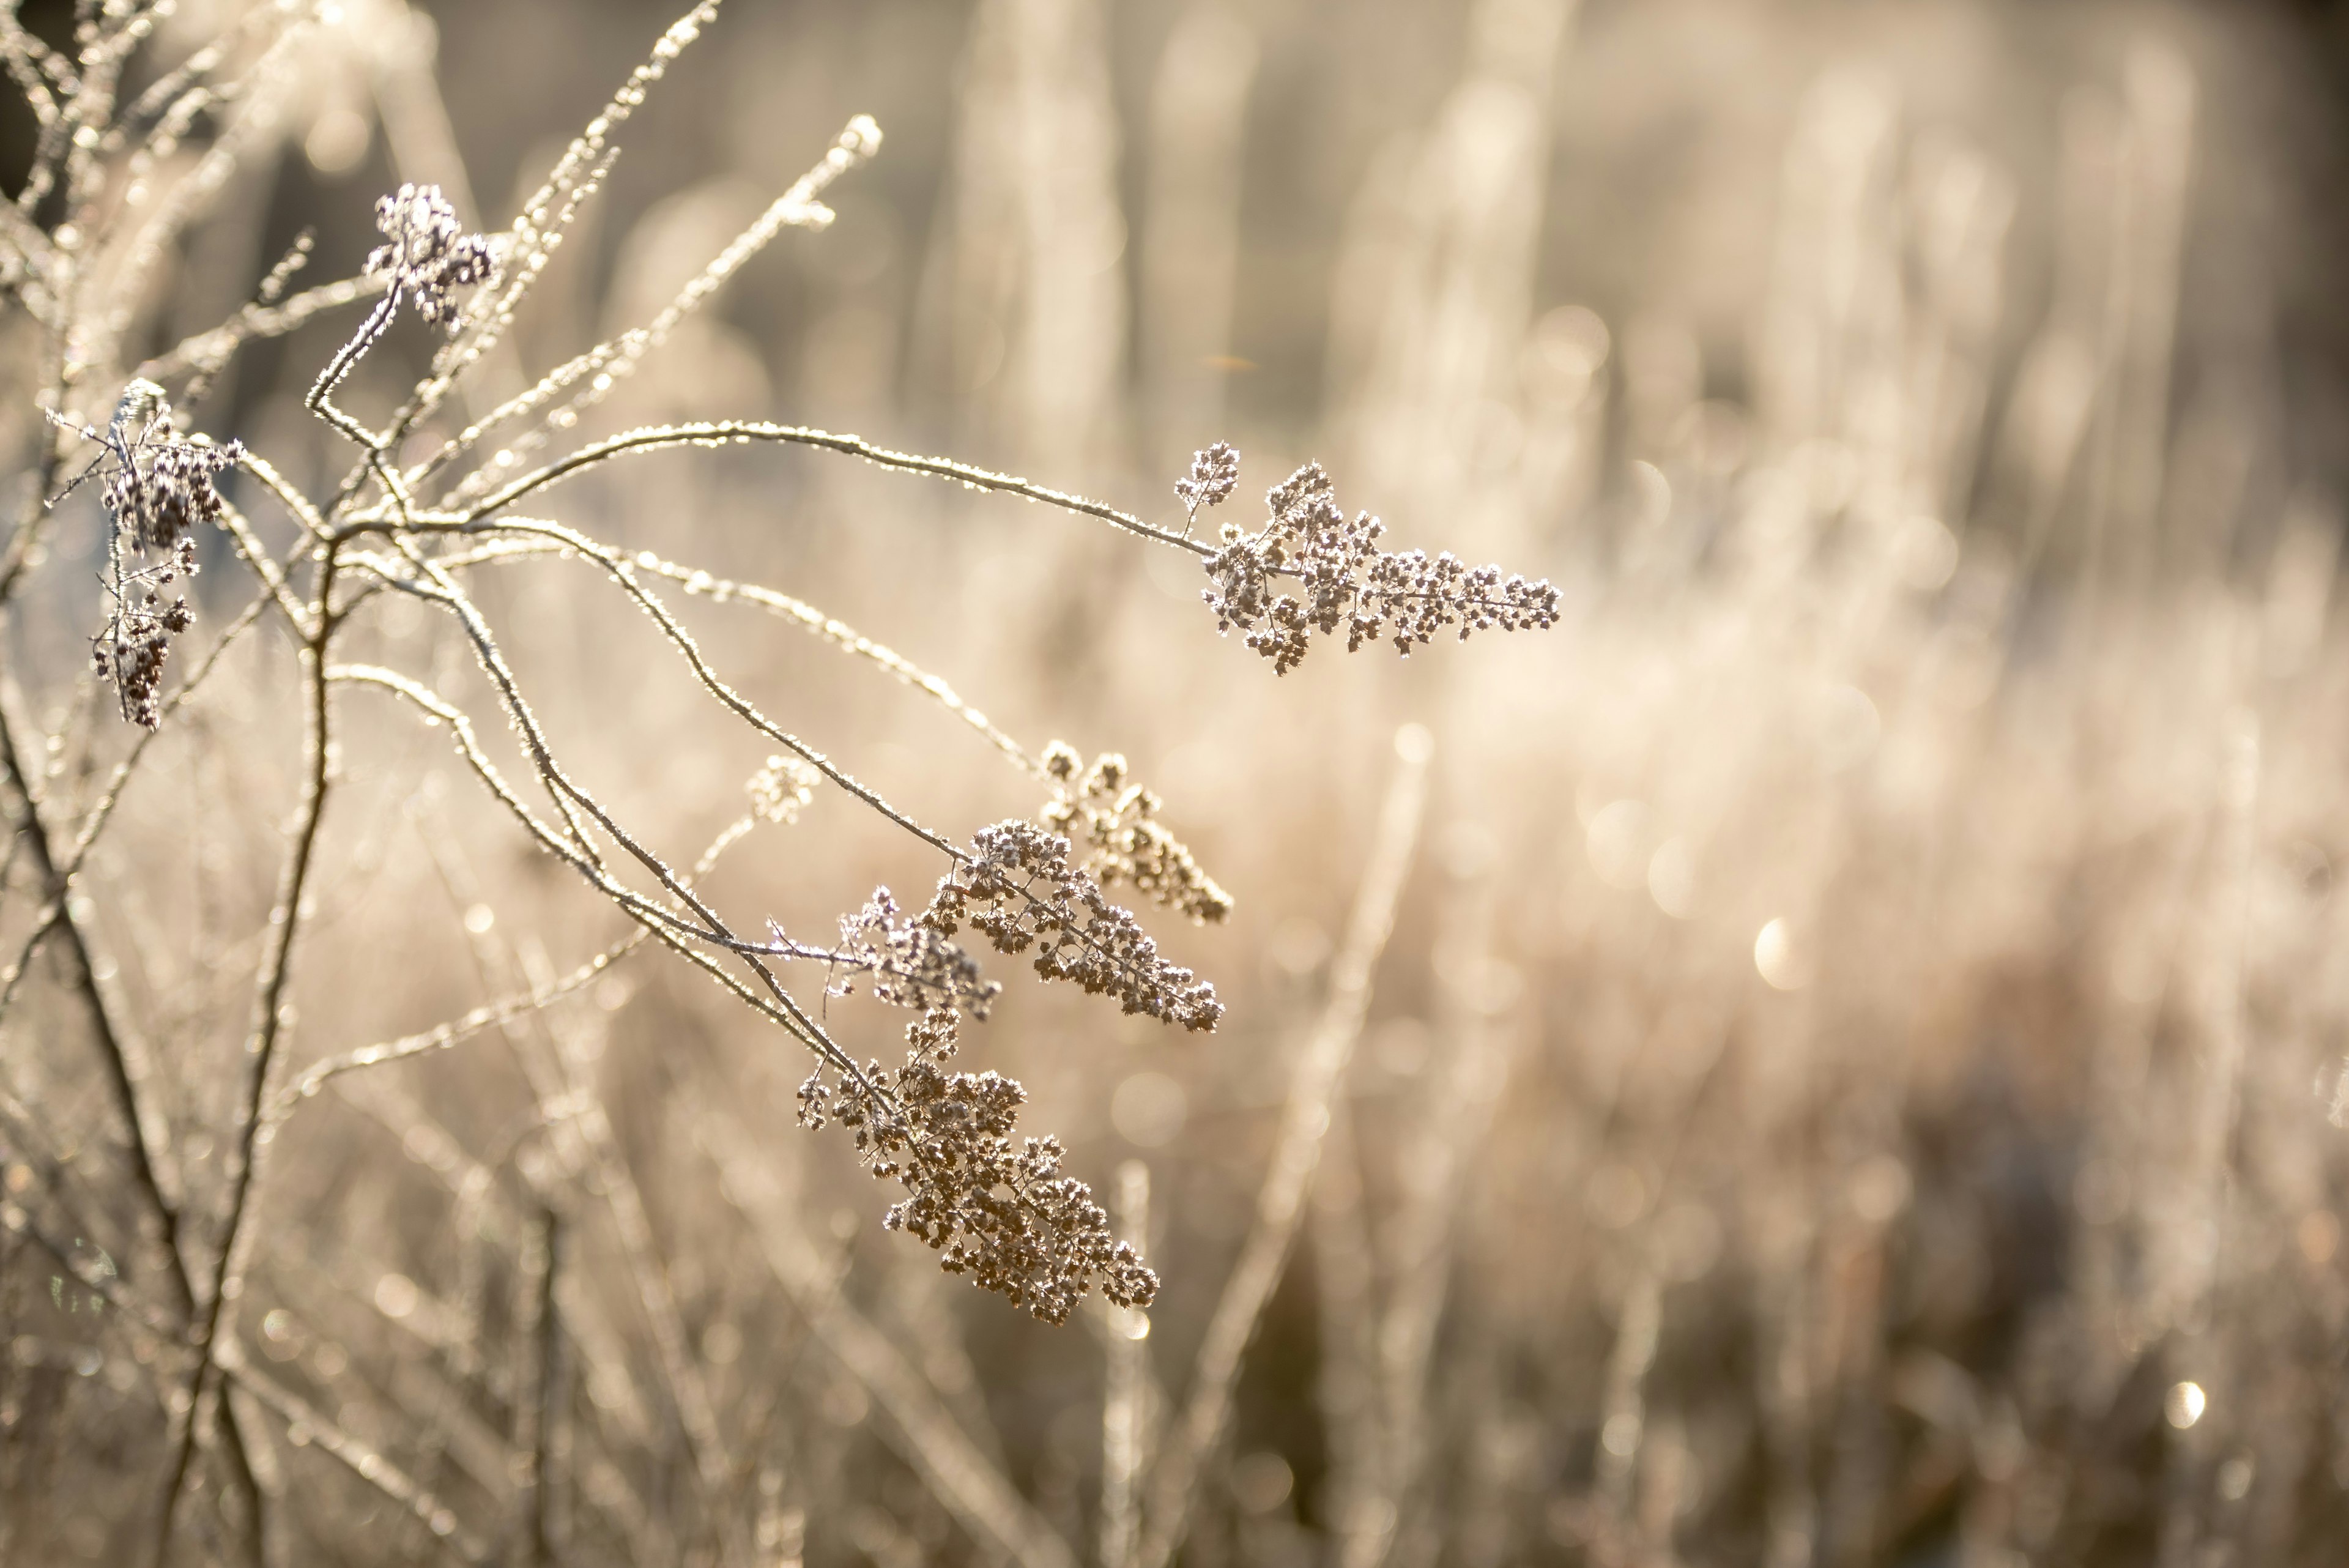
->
[451,422,1208,554]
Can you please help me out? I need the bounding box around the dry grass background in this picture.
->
[2,1,2347,1566]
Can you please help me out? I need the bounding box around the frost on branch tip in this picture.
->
[795,1008,1158,1323]
[923,820,1222,1031]
[47,380,241,727]
[1039,741,1233,925]
[366,184,496,327]
[1193,449,1562,675]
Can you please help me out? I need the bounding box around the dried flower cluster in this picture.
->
[924,820,1223,1030]
[366,184,496,326]
[92,538,198,730]
[796,1008,1157,1323]
[1198,455,1562,674]
[748,752,820,823]
[1038,742,1233,924]
[50,381,242,726]
[1174,439,1239,532]
[97,393,243,554]
[817,888,1002,1017]
[0,7,1560,1556]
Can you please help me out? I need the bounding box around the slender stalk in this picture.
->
[440,421,1209,554]
[1134,724,1431,1568]
[0,591,270,1022]
[514,1205,558,1568]
[152,543,342,1568]
[0,680,187,1307]
[1100,1159,1152,1568]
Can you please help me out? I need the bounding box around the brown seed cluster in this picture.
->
[93,538,198,730]
[366,184,495,327]
[1200,456,1562,674]
[924,820,1223,1031]
[796,1008,1158,1323]
[819,887,1002,1017]
[1174,439,1239,532]
[102,420,240,553]
[64,382,240,727]
[1037,742,1232,924]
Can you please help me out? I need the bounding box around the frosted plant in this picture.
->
[363,184,496,325]
[1039,741,1234,924]
[1174,437,1240,533]
[795,1006,1157,1323]
[1198,454,1562,674]
[922,819,1224,1030]
[43,380,242,725]
[0,3,1559,1561]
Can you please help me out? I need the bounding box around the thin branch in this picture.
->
[440,421,1207,554]
[139,275,384,384]
[216,1341,494,1567]
[0,676,190,1312]
[0,589,270,1022]
[328,663,872,1093]
[379,516,959,853]
[262,942,631,1120]
[154,543,344,1567]
[423,114,880,503]
[631,549,1041,776]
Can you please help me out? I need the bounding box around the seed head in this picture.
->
[1038,744,1232,924]
[820,887,1001,1017]
[366,184,497,327]
[1174,440,1241,532]
[51,383,239,726]
[798,1008,1157,1322]
[924,820,1222,1031]
[1200,459,1560,673]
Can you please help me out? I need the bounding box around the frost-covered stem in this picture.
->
[0,673,264,1568]
[153,543,342,1568]
[443,421,1211,554]
[0,685,184,1283]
